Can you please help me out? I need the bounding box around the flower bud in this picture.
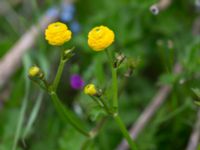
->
[63,48,75,60]
[84,84,97,96]
[28,66,44,79]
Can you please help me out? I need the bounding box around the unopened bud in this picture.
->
[84,84,97,96]
[28,66,44,79]
[63,47,75,60]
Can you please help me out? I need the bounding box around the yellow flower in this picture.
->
[28,66,40,77]
[45,22,72,46]
[88,25,115,51]
[84,84,97,96]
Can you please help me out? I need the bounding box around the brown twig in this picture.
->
[185,9,200,149]
[0,0,22,15]
[186,109,200,150]
[117,63,182,150]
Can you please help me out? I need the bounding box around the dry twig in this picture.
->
[186,109,200,150]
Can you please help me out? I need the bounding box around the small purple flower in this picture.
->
[70,74,84,90]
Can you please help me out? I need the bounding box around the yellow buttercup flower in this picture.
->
[45,22,72,46]
[84,84,97,96]
[28,66,40,77]
[88,25,115,51]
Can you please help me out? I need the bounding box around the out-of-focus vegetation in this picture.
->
[0,0,200,150]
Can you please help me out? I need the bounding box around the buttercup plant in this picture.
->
[29,22,137,150]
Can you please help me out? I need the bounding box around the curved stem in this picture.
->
[113,114,137,150]
[98,97,112,115]
[90,96,104,107]
[50,91,90,137]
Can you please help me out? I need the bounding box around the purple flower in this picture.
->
[70,74,84,90]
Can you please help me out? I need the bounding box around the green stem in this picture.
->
[50,91,90,137]
[90,96,104,107]
[52,58,66,91]
[105,49,118,112]
[113,114,137,150]
[112,68,118,111]
[98,97,112,115]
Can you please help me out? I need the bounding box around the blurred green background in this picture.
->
[0,0,200,150]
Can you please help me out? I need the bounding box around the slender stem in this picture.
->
[52,57,66,91]
[113,114,137,150]
[98,97,112,115]
[90,96,104,107]
[105,49,118,112]
[50,91,90,137]
[112,68,118,111]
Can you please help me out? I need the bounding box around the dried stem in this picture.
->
[186,109,200,150]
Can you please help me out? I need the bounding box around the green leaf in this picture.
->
[12,54,31,150]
